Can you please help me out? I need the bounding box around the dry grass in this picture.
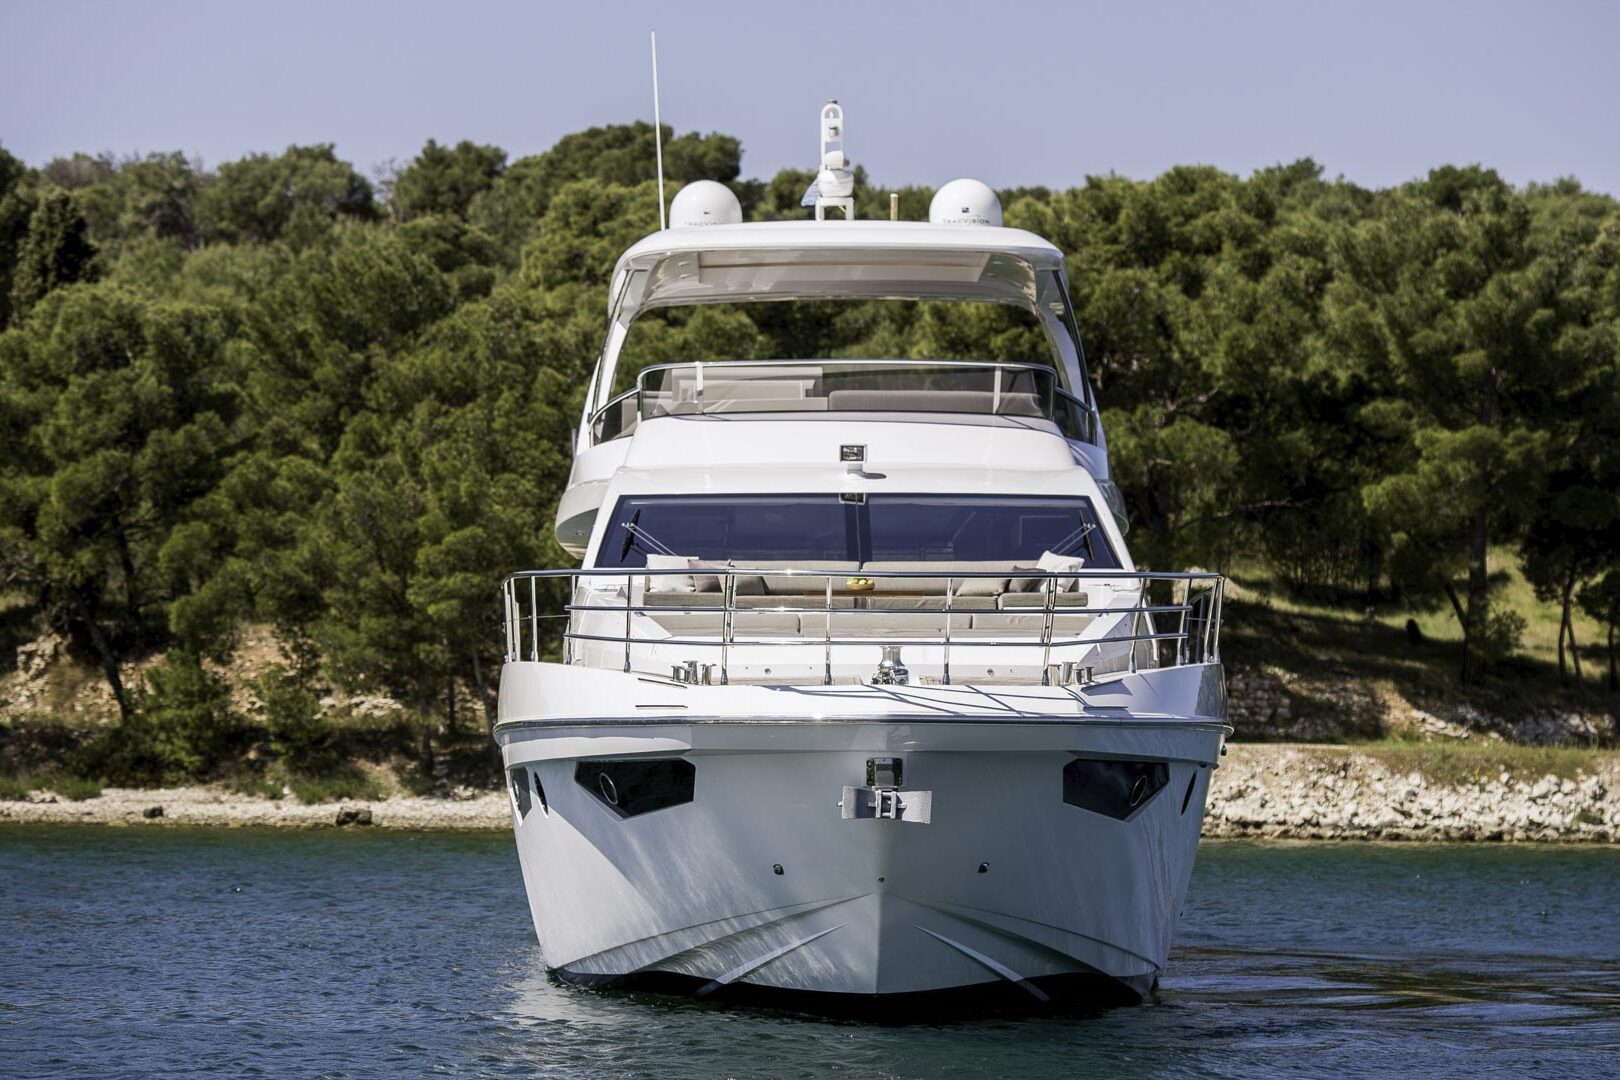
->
[1333,739,1617,786]
[1223,548,1616,717]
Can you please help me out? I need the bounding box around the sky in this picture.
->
[3,0,1619,195]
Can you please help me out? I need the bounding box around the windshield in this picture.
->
[595,494,1119,568]
[611,299,1054,398]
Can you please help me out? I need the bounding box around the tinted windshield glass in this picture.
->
[595,494,1118,568]
[612,300,1055,397]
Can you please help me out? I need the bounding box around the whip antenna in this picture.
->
[651,30,667,230]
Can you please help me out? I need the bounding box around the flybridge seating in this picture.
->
[590,360,1096,444]
[502,566,1224,687]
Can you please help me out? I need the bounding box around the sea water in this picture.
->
[2,825,1617,1078]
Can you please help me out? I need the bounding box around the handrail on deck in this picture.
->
[590,359,1095,444]
[500,567,1223,687]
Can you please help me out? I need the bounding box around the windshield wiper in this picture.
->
[619,514,680,560]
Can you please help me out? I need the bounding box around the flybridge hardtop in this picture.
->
[606,219,1069,308]
[582,218,1093,445]
[497,100,1229,1015]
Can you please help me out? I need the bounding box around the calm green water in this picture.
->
[2,826,1617,1078]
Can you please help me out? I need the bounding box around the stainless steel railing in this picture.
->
[591,360,1095,444]
[501,568,1222,687]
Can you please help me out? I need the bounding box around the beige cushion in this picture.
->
[641,593,723,609]
[731,562,861,596]
[644,554,698,593]
[1010,551,1085,592]
[824,612,951,638]
[998,592,1091,609]
[735,594,855,610]
[690,561,765,595]
[970,612,1096,637]
[650,612,800,637]
[857,561,1012,596]
[864,595,995,611]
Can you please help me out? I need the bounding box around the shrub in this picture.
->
[50,775,103,800]
[98,654,243,784]
[256,666,338,774]
[287,771,386,805]
[0,772,38,800]
[1475,607,1527,667]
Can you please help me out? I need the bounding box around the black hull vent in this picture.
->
[1062,759,1169,820]
[576,759,696,818]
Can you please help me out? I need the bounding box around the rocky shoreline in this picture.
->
[1204,743,1618,843]
[3,744,1617,842]
[0,783,508,830]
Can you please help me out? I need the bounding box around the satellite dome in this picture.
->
[669,181,743,228]
[928,178,1002,226]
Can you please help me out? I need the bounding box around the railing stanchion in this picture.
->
[1041,577,1057,684]
[529,576,538,662]
[623,573,633,673]
[824,575,833,686]
[943,577,955,685]
[721,572,735,684]
[1129,577,1142,674]
[1177,582,1189,668]
[1212,577,1224,662]
[563,575,575,665]
[502,580,513,662]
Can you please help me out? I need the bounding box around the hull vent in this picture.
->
[576,758,696,818]
[1062,759,1169,820]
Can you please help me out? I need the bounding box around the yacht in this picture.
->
[496,104,1229,1014]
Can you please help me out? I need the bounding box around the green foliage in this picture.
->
[0,144,37,326]
[49,774,104,800]
[9,189,98,321]
[100,654,243,784]
[255,665,336,774]
[0,771,37,800]
[0,770,99,801]
[1334,739,1615,786]
[392,140,506,221]
[287,771,386,805]
[1,120,1618,799]
[198,144,378,245]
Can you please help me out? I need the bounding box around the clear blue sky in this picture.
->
[3,0,1619,194]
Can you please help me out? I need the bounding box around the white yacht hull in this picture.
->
[496,664,1227,1014]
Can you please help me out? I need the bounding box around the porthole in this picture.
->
[532,769,549,815]
[1180,773,1198,815]
[598,773,619,806]
[508,767,532,818]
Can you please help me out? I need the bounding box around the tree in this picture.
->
[198,144,377,245]
[1579,572,1620,692]
[0,287,237,718]
[470,123,741,262]
[1333,169,1579,680]
[392,139,506,221]
[0,144,37,327]
[9,189,98,321]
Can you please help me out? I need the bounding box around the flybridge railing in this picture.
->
[501,567,1222,687]
[590,360,1095,444]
